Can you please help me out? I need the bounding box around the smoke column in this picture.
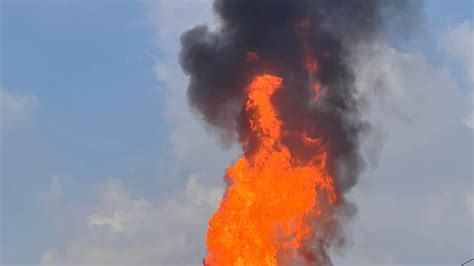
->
[179,0,418,265]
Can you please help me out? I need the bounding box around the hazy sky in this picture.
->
[1,0,473,265]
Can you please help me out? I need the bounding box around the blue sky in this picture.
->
[1,0,473,265]
[1,1,170,262]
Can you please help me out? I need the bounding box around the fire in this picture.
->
[297,18,318,74]
[204,75,337,265]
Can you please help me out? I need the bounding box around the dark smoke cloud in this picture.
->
[180,0,421,264]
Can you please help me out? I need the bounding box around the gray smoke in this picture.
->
[180,0,421,264]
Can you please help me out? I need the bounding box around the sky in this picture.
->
[0,0,473,265]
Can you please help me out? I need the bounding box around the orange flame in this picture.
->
[204,74,336,265]
[297,18,322,103]
[297,18,318,74]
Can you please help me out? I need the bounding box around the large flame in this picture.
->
[204,74,337,265]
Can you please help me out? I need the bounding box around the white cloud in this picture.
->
[0,88,38,128]
[40,176,223,265]
[147,0,239,182]
[442,21,474,86]
[186,174,223,208]
[441,21,474,130]
[88,212,132,233]
[146,0,214,57]
[39,2,231,265]
[86,179,153,234]
[39,249,60,265]
[331,40,473,265]
[40,3,473,266]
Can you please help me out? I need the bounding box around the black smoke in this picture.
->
[180,0,420,265]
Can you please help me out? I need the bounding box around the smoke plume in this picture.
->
[179,0,420,264]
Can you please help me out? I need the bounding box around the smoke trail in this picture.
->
[180,0,420,264]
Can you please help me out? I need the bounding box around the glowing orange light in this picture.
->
[204,74,336,266]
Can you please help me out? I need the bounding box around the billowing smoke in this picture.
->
[180,0,420,264]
